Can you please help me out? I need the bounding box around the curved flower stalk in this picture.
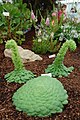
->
[5,39,35,83]
[5,39,24,70]
[12,76,68,117]
[45,40,77,77]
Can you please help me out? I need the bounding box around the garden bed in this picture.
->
[0,37,80,120]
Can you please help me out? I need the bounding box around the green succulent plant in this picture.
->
[45,40,77,77]
[4,39,35,83]
[12,76,68,117]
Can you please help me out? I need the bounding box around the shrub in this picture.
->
[12,76,68,117]
[4,39,35,83]
[45,40,77,77]
[32,38,50,54]
[0,1,32,44]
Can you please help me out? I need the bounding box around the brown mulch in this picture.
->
[0,34,80,120]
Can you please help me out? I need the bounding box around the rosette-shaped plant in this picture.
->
[4,39,35,83]
[45,40,76,77]
[12,76,68,117]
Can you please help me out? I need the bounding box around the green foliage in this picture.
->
[5,39,35,83]
[0,38,3,44]
[12,76,68,117]
[45,40,77,77]
[1,2,31,30]
[49,39,62,53]
[0,1,32,44]
[57,21,80,44]
[32,38,61,54]
[32,38,50,54]
[15,31,25,45]
[16,31,23,35]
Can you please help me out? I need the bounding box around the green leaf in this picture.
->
[16,31,23,35]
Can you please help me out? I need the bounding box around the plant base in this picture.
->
[5,69,35,83]
[45,64,74,77]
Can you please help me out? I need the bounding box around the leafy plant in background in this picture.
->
[48,5,80,45]
[4,39,35,83]
[55,20,80,44]
[33,38,50,54]
[32,10,63,54]
[0,0,33,44]
[12,76,68,117]
[45,40,77,77]
[69,21,80,44]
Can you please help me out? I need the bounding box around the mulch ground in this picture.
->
[0,31,80,120]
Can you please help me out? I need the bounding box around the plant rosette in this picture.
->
[12,76,68,117]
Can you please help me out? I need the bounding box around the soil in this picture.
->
[0,30,80,120]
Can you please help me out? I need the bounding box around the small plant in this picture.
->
[32,38,50,54]
[45,40,77,77]
[4,39,35,83]
[12,76,68,117]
